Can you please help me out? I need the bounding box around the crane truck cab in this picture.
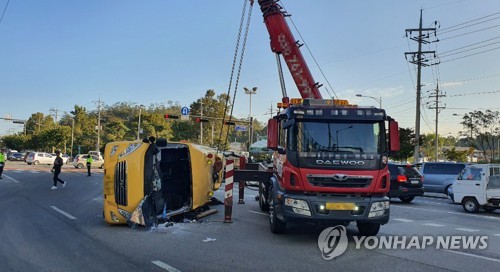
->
[261,98,399,235]
[103,138,224,225]
[452,164,500,213]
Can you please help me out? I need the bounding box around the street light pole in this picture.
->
[137,105,144,140]
[70,118,74,159]
[355,94,382,108]
[244,87,257,146]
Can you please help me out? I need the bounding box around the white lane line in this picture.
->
[455,227,479,232]
[1,174,20,183]
[413,200,453,206]
[393,205,500,221]
[29,171,40,174]
[50,206,77,220]
[152,260,181,272]
[423,223,445,227]
[444,250,500,264]
[248,210,268,216]
[494,234,500,237]
[392,218,414,223]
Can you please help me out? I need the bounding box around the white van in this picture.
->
[452,164,500,213]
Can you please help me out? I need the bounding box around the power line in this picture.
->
[439,24,499,41]
[438,11,500,32]
[447,90,500,97]
[0,0,9,25]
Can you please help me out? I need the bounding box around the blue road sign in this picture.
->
[181,107,190,115]
[235,125,247,131]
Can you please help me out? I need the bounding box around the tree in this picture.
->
[390,128,414,162]
[443,147,468,162]
[459,110,500,162]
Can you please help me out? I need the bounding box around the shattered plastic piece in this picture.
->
[202,238,216,243]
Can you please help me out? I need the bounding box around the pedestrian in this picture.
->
[0,148,5,179]
[86,154,94,176]
[51,149,66,189]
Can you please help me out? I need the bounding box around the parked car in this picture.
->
[420,162,468,196]
[452,164,500,213]
[26,152,55,165]
[8,152,25,161]
[50,153,70,164]
[388,163,424,203]
[73,154,104,169]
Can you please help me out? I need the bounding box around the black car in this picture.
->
[388,163,424,203]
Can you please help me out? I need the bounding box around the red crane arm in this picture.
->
[257,0,322,99]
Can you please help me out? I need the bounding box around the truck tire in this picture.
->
[399,196,415,203]
[462,197,480,213]
[269,188,286,234]
[77,163,84,169]
[483,206,496,212]
[33,160,39,165]
[357,222,380,236]
[259,182,269,212]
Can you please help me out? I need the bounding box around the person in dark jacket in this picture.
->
[51,150,66,189]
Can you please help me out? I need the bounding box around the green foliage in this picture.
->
[391,127,414,162]
[443,147,468,162]
[0,90,266,153]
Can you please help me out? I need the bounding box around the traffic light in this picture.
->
[195,117,209,123]
[224,121,236,126]
[164,114,179,119]
[12,120,25,124]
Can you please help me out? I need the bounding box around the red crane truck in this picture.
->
[237,0,400,235]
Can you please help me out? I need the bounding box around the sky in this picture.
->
[0,0,499,139]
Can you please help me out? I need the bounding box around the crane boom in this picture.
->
[257,0,322,99]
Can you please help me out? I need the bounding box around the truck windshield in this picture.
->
[289,121,382,154]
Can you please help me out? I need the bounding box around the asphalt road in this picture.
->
[1,161,499,272]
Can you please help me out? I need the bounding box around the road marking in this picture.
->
[152,260,181,272]
[413,199,454,206]
[494,234,500,236]
[423,223,445,227]
[29,170,40,174]
[50,206,77,220]
[393,205,500,221]
[1,174,20,183]
[392,218,414,223]
[248,210,268,216]
[444,250,500,264]
[455,227,479,232]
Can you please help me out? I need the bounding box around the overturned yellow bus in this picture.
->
[103,138,224,225]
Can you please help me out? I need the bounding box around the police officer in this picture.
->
[0,149,6,179]
[86,154,94,176]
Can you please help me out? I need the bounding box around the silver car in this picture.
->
[421,162,468,195]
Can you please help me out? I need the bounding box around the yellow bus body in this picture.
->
[103,139,223,224]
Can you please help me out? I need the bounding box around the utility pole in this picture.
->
[405,9,438,163]
[94,98,103,152]
[244,87,257,145]
[49,107,59,124]
[200,100,203,145]
[70,118,75,158]
[428,83,446,161]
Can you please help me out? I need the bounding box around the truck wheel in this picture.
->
[462,197,480,213]
[269,189,286,234]
[77,163,84,169]
[399,196,415,203]
[259,182,269,212]
[483,206,496,212]
[357,222,380,236]
[33,160,39,165]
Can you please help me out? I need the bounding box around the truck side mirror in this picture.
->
[267,118,278,150]
[388,120,400,152]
